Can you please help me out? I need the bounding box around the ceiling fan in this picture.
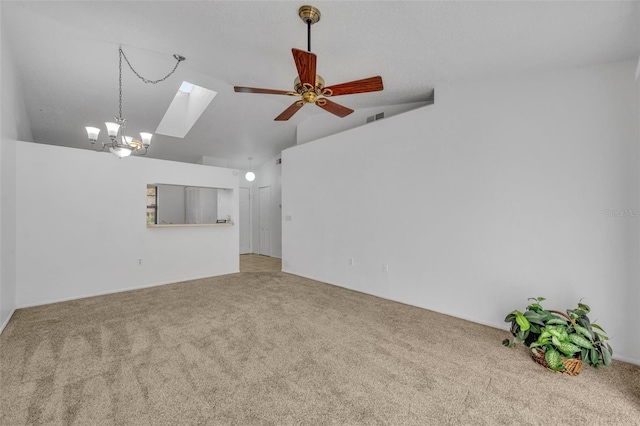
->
[234,5,384,121]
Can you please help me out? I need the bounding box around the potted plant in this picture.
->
[502,297,613,375]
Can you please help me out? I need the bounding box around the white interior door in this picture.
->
[239,187,250,254]
[259,186,271,256]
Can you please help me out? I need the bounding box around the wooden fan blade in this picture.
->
[275,101,305,121]
[316,99,354,118]
[292,48,317,86]
[234,86,296,96]
[323,76,383,97]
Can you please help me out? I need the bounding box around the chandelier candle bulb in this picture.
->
[85,127,100,141]
[105,122,120,139]
[140,132,153,147]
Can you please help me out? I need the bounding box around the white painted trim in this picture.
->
[281,270,640,367]
[0,309,16,335]
[613,354,640,366]
[16,271,239,310]
[239,186,252,255]
[636,56,640,80]
[282,269,507,328]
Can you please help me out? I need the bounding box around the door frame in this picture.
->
[259,186,271,256]
[239,186,251,254]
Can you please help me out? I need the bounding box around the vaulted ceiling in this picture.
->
[1,1,638,168]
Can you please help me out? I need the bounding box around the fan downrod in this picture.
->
[298,5,321,25]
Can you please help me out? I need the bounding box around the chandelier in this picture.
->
[86,47,185,158]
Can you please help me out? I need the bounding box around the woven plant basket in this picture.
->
[529,310,583,376]
[531,348,582,376]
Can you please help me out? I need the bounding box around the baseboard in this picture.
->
[612,354,640,366]
[283,269,508,329]
[16,270,240,310]
[246,253,282,259]
[281,270,640,366]
[0,308,16,335]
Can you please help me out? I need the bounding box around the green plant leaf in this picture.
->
[504,311,519,322]
[515,312,530,331]
[545,349,562,371]
[502,339,512,347]
[591,323,606,332]
[547,326,568,341]
[557,341,581,356]
[505,312,517,323]
[602,346,612,366]
[524,311,546,325]
[568,333,594,349]
[606,343,613,356]
[537,338,550,346]
[594,332,608,341]
[577,317,591,329]
[527,304,544,312]
[577,302,591,314]
[546,317,568,326]
[581,348,588,360]
[573,325,593,340]
[517,329,528,342]
[590,348,599,365]
[567,310,579,320]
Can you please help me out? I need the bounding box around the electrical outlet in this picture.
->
[138,259,143,265]
[383,264,389,273]
[349,257,354,266]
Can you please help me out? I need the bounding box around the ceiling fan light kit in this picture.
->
[234,5,383,121]
[86,47,185,158]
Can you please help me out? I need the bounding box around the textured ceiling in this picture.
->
[1,1,638,168]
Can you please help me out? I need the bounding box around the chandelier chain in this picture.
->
[118,49,123,118]
[119,47,184,85]
[117,47,186,118]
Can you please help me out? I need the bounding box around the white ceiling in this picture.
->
[1,1,638,168]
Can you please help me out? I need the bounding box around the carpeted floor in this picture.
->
[1,272,639,425]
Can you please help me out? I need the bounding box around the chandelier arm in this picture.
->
[119,47,186,85]
[89,141,109,153]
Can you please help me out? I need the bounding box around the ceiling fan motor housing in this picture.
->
[298,5,321,24]
[294,75,328,103]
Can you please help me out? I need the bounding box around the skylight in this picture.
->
[179,81,194,93]
[155,82,217,138]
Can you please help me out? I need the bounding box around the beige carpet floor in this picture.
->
[1,272,639,425]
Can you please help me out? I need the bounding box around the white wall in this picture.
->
[0,18,33,332]
[15,142,239,307]
[249,155,282,258]
[282,60,640,364]
[296,101,432,145]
